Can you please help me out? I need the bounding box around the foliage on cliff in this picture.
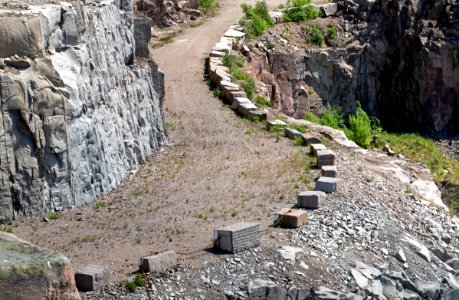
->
[240,1,274,37]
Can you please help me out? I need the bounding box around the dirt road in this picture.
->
[13,0,305,281]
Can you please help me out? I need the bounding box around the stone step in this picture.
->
[317,149,336,167]
[214,222,260,253]
[297,191,327,209]
[139,250,177,273]
[266,119,287,131]
[310,143,326,156]
[321,165,337,177]
[284,127,302,139]
[314,177,339,193]
[275,208,308,228]
[75,265,109,291]
[302,133,321,145]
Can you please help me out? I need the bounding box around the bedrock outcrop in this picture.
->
[250,0,459,135]
[134,0,202,27]
[0,0,166,222]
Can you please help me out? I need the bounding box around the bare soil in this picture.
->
[11,0,301,282]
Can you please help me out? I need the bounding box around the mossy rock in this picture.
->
[0,232,80,300]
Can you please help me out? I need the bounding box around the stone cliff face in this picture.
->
[0,0,166,222]
[135,0,202,27]
[251,0,459,135]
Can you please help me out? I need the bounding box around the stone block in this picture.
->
[75,265,109,291]
[0,15,45,58]
[267,119,287,131]
[247,110,267,121]
[139,250,177,273]
[210,50,226,57]
[237,102,257,117]
[321,165,337,177]
[284,128,302,140]
[231,97,252,110]
[297,191,326,209]
[302,133,321,145]
[310,143,326,156]
[274,208,308,228]
[314,177,338,193]
[214,222,260,253]
[319,3,338,16]
[317,149,336,167]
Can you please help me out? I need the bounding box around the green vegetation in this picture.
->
[47,212,60,220]
[291,123,308,133]
[199,0,218,15]
[256,95,272,107]
[240,1,275,37]
[221,54,255,99]
[301,24,338,46]
[327,26,338,41]
[124,274,145,293]
[131,187,148,197]
[305,111,320,123]
[347,104,375,149]
[194,212,208,220]
[284,0,318,22]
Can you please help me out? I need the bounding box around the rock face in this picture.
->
[0,232,80,300]
[251,0,459,136]
[134,0,202,27]
[0,1,166,222]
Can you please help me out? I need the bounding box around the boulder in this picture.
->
[0,232,80,300]
[74,265,109,291]
[247,278,286,299]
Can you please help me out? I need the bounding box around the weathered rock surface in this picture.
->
[0,232,80,299]
[135,0,202,28]
[249,0,459,136]
[0,1,166,222]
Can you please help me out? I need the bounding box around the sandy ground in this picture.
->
[11,0,311,282]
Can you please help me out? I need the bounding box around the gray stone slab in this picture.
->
[317,149,336,167]
[267,119,287,131]
[297,191,326,209]
[284,128,302,140]
[310,143,326,156]
[139,250,177,273]
[302,133,321,145]
[215,222,260,253]
[314,177,338,193]
[238,102,257,117]
[247,110,267,121]
[321,165,337,177]
[231,97,251,110]
[75,265,109,291]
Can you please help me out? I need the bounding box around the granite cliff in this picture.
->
[0,0,166,222]
[250,0,459,135]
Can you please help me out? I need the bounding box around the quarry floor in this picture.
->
[11,0,301,282]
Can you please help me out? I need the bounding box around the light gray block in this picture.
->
[266,119,287,131]
[75,265,109,291]
[284,128,302,139]
[247,110,267,121]
[321,165,337,177]
[139,250,177,273]
[214,222,260,253]
[297,191,326,209]
[314,177,338,193]
[231,97,251,110]
[317,149,336,167]
[238,102,257,117]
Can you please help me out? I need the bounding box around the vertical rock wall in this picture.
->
[0,1,166,222]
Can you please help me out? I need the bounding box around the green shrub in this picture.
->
[327,26,337,41]
[319,105,345,129]
[256,96,272,107]
[125,281,137,293]
[301,23,324,45]
[305,111,320,123]
[348,104,372,148]
[284,0,318,22]
[134,274,145,287]
[242,77,255,99]
[240,1,274,37]
[200,0,218,15]
[47,212,60,220]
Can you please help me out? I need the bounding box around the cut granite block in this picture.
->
[231,97,252,110]
[302,133,321,145]
[314,177,338,193]
[310,143,326,156]
[139,251,177,273]
[297,191,326,209]
[214,222,259,253]
[284,128,302,140]
[274,208,308,228]
[317,149,336,167]
[267,119,287,131]
[75,265,109,291]
[321,165,337,177]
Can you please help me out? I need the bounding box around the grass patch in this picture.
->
[256,95,272,107]
[222,53,255,99]
[132,187,149,197]
[240,1,275,38]
[200,0,218,16]
[47,212,60,220]
[291,123,308,133]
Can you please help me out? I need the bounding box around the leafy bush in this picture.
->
[348,104,372,148]
[284,0,318,22]
[302,24,324,45]
[240,1,274,37]
[327,26,337,41]
[256,96,272,107]
[319,105,345,129]
[200,0,218,15]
